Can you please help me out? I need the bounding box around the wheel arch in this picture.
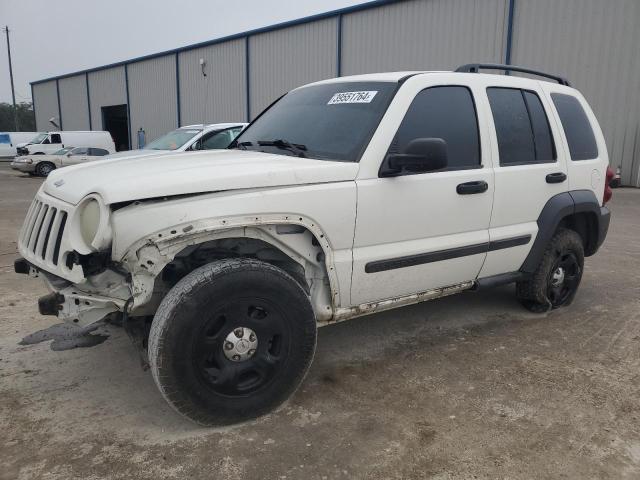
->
[520,190,607,273]
[122,215,341,322]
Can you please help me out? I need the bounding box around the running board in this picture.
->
[324,281,474,326]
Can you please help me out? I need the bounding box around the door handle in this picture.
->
[546,172,567,184]
[456,180,488,195]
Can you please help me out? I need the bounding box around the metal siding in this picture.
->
[249,18,338,118]
[511,0,640,187]
[178,39,246,126]
[88,66,126,130]
[341,0,508,75]
[127,55,178,144]
[32,81,59,131]
[58,75,89,130]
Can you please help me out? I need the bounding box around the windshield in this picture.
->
[145,129,201,151]
[30,133,48,144]
[233,81,397,162]
[53,147,73,155]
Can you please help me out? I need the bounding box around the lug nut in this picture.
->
[225,342,234,350]
[248,349,256,356]
[249,334,256,342]
[234,328,244,338]
[232,354,241,361]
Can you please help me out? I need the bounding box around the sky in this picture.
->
[0,0,370,104]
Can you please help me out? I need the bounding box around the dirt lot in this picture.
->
[1,163,639,480]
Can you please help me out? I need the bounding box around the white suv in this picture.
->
[15,64,612,426]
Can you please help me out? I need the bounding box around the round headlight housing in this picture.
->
[79,198,101,246]
[70,194,112,254]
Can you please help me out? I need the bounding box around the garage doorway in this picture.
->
[101,105,129,151]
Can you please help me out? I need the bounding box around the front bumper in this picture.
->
[10,161,35,173]
[14,257,125,327]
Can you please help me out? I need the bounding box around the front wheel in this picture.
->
[148,258,317,426]
[35,161,55,177]
[516,228,584,313]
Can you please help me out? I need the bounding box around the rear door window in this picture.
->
[89,148,109,156]
[487,87,555,166]
[50,134,62,144]
[551,93,598,160]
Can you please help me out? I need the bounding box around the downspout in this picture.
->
[505,0,516,69]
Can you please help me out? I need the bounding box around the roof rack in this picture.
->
[455,63,571,87]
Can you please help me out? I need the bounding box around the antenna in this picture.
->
[200,58,209,141]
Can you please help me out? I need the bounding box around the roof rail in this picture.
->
[455,63,571,87]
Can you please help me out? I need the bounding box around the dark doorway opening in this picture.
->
[101,105,129,151]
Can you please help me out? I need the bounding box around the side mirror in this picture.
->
[66,153,72,157]
[379,138,448,177]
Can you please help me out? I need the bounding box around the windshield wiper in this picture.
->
[257,139,307,157]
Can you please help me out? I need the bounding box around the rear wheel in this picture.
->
[148,258,317,425]
[35,161,55,177]
[516,228,584,313]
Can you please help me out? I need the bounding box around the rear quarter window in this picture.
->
[0,134,10,144]
[551,93,598,160]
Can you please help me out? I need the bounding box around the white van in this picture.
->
[16,131,115,156]
[0,132,42,158]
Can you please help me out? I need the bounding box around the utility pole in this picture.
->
[3,26,19,130]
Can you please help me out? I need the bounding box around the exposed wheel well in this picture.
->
[159,236,311,292]
[140,224,335,322]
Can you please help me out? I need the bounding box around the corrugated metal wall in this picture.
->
[248,18,338,117]
[30,0,640,186]
[87,66,127,131]
[32,81,59,131]
[127,56,178,144]
[179,39,247,125]
[58,75,89,131]
[341,0,508,75]
[511,0,640,186]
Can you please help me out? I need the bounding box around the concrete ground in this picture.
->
[1,163,639,480]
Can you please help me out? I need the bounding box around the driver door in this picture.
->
[351,84,494,305]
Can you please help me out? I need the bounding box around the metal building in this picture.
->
[30,0,640,186]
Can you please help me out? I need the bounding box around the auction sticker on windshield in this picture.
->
[327,91,378,105]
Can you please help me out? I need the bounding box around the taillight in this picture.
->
[603,166,614,205]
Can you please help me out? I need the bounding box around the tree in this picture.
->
[0,102,36,131]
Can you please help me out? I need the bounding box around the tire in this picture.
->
[516,228,584,313]
[148,258,317,426]
[35,162,55,177]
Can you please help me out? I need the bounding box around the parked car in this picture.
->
[102,123,247,161]
[0,132,43,158]
[10,146,111,176]
[14,64,612,426]
[16,131,115,156]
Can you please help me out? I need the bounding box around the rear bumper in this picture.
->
[597,206,611,249]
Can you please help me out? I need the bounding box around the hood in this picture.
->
[43,149,359,205]
[101,149,170,161]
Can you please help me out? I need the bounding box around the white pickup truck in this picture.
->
[15,64,612,425]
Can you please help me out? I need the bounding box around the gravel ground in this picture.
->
[1,163,639,479]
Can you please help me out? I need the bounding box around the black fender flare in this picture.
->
[520,190,610,273]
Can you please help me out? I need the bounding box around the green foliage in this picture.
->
[0,102,36,131]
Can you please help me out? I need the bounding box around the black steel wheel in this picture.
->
[194,297,290,397]
[516,228,584,313]
[149,258,316,426]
